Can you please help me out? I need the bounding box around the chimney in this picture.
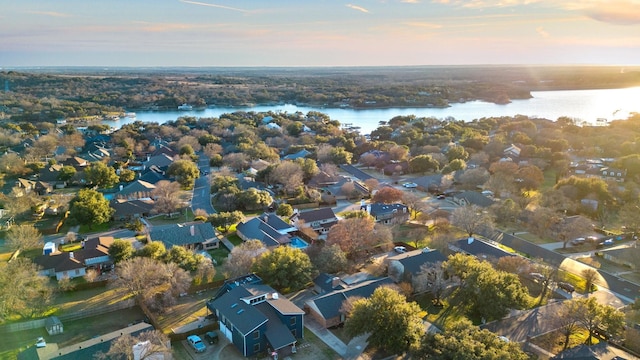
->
[119,184,123,191]
[331,277,340,289]
[272,292,279,300]
[190,225,195,236]
[69,252,74,259]
[263,214,269,222]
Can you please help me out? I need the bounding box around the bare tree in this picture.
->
[364,178,379,195]
[555,300,582,350]
[112,257,192,306]
[222,240,267,278]
[402,192,425,219]
[582,268,599,295]
[553,215,593,249]
[451,205,494,238]
[412,262,457,306]
[151,180,181,216]
[95,330,172,360]
[271,161,304,194]
[6,224,43,251]
[326,217,393,264]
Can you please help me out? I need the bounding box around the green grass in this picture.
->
[147,209,195,226]
[78,222,110,234]
[226,233,243,246]
[542,169,557,190]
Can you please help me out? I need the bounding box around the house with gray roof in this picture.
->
[34,237,114,280]
[144,153,175,169]
[149,222,219,250]
[387,248,447,283]
[282,149,312,160]
[305,277,395,328]
[116,179,156,200]
[207,281,304,357]
[236,214,296,248]
[366,203,409,225]
[449,237,515,262]
[453,191,494,207]
[291,208,338,236]
[110,198,155,221]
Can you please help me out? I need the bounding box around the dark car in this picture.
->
[557,282,575,293]
[204,331,218,345]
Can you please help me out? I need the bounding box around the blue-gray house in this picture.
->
[207,277,304,357]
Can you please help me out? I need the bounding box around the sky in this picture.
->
[1,0,639,67]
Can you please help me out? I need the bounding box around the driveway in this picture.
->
[191,154,215,215]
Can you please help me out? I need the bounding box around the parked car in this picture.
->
[204,331,218,345]
[393,246,407,253]
[571,237,586,246]
[436,194,446,200]
[598,239,614,248]
[402,182,418,188]
[557,282,575,293]
[35,337,46,348]
[529,273,545,283]
[187,335,206,353]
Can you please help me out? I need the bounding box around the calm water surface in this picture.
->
[112,87,640,135]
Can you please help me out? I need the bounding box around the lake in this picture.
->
[111,86,640,135]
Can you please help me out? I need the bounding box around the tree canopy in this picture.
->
[252,246,316,293]
[69,189,114,228]
[345,286,424,354]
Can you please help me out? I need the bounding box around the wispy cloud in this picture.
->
[583,0,640,25]
[536,26,550,37]
[178,0,249,13]
[401,0,421,3]
[27,11,71,18]
[346,4,370,13]
[132,21,206,33]
[404,21,443,28]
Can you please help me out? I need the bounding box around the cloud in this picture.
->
[401,0,421,3]
[346,4,370,13]
[27,11,71,18]
[404,21,443,29]
[132,21,205,33]
[178,0,249,13]
[583,0,640,25]
[536,26,550,37]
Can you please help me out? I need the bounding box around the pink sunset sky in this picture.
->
[1,0,639,67]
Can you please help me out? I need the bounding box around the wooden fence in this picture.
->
[0,299,135,333]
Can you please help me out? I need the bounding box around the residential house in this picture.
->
[305,277,395,328]
[599,167,626,182]
[144,153,175,170]
[452,191,494,207]
[282,149,312,161]
[448,237,516,262]
[312,273,346,294]
[366,203,409,225]
[18,322,162,360]
[139,167,168,184]
[34,236,115,280]
[110,198,155,221]
[150,143,177,158]
[116,179,156,200]
[38,164,67,189]
[412,174,450,193]
[550,342,636,359]
[149,222,219,250]
[15,178,53,196]
[503,144,521,159]
[236,214,297,248]
[62,156,90,171]
[207,276,304,358]
[387,248,447,283]
[248,159,272,176]
[290,208,338,236]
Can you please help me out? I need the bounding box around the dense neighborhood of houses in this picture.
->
[3,106,640,360]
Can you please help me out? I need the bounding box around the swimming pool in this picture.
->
[289,237,309,250]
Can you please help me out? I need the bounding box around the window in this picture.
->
[253,330,260,339]
[291,329,296,337]
[290,317,296,326]
[253,343,260,352]
[75,269,80,275]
